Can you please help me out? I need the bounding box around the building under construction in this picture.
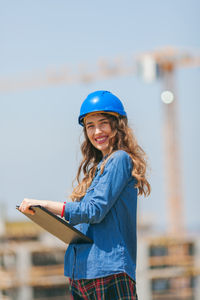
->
[137,225,200,300]
[0,217,200,300]
[0,220,70,300]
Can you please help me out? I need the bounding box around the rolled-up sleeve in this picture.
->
[64,151,133,225]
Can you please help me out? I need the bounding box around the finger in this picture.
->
[19,203,26,212]
[19,200,31,213]
[26,207,35,215]
[21,206,35,215]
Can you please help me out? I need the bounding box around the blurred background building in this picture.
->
[0,218,70,300]
[0,217,200,300]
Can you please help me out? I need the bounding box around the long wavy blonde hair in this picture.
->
[70,113,151,201]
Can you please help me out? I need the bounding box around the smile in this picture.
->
[95,136,108,144]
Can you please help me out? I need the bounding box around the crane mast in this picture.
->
[138,47,200,235]
[161,62,184,236]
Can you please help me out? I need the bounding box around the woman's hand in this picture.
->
[19,198,64,216]
[19,198,48,215]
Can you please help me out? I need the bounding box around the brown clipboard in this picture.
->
[16,205,93,244]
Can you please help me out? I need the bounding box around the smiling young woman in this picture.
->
[84,114,113,156]
[19,90,151,299]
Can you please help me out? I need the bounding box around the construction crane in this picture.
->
[0,47,200,236]
[0,57,136,93]
[137,47,200,236]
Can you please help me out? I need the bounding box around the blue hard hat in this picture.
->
[78,90,127,126]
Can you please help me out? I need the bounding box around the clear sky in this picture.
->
[0,0,200,232]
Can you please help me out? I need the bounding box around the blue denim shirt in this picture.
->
[64,150,137,281]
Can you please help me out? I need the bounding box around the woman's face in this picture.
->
[85,113,113,156]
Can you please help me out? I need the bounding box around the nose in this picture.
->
[94,125,102,135]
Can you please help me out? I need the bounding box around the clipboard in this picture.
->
[16,205,93,244]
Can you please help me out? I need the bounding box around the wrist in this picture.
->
[61,202,66,218]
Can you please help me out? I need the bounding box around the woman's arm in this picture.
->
[65,151,134,225]
[19,198,64,216]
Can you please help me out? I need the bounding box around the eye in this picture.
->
[86,124,94,129]
[101,121,109,125]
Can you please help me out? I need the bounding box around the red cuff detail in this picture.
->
[61,201,66,218]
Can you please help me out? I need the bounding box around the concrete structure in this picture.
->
[137,233,200,300]
[0,220,70,300]
[1,218,200,300]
